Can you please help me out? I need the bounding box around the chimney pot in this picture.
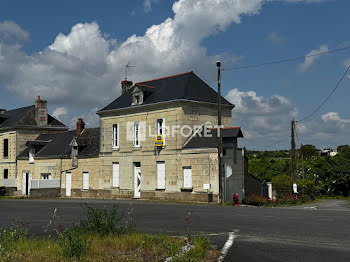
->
[76,118,85,134]
[121,80,133,94]
[35,96,48,126]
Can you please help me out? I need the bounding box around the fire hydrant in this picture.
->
[233,193,239,206]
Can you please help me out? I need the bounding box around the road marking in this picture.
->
[217,230,239,262]
[304,206,317,210]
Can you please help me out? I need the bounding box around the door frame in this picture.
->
[133,163,141,198]
[22,171,31,196]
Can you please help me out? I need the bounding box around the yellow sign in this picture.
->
[155,135,164,147]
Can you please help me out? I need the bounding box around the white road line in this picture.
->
[217,230,239,262]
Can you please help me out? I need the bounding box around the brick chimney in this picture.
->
[121,80,133,94]
[76,118,85,134]
[35,96,48,126]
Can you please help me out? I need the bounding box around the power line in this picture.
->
[259,135,291,150]
[296,64,350,123]
[222,45,350,71]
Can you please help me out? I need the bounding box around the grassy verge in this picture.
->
[3,233,218,262]
[315,195,350,205]
[0,205,218,262]
[240,193,315,207]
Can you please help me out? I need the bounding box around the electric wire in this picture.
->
[296,64,350,123]
[222,45,350,71]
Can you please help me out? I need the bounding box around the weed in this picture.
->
[58,227,91,259]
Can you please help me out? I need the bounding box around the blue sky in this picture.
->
[0,0,349,150]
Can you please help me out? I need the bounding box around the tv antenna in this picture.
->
[125,62,135,80]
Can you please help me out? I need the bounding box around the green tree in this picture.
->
[298,144,319,159]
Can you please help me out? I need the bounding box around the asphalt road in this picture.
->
[0,198,349,261]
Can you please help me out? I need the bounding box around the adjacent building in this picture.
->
[0,97,68,194]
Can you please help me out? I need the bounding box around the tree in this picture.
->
[337,145,350,158]
[299,144,319,159]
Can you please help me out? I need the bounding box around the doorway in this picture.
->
[22,172,31,196]
[133,162,141,198]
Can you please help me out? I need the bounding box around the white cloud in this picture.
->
[0,20,29,42]
[266,32,284,45]
[52,107,67,120]
[143,0,159,13]
[226,88,297,148]
[299,44,328,72]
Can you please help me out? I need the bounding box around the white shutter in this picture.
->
[113,163,120,187]
[66,172,71,197]
[183,167,192,188]
[83,172,89,190]
[157,162,165,189]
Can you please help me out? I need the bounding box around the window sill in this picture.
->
[112,147,120,151]
[181,187,193,192]
[132,146,142,150]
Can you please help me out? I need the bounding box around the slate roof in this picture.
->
[184,127,243,149]
[99,71,233,112]
[0,105,67,130]
[18,128,100,159]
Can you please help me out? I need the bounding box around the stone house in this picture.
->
[17,120,99,197]
[15,71,257,202]
[0,97,68,194]
[95,71,247,202]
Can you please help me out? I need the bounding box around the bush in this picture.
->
[243,192,274,206]
[75,204,134,235]
[58,227,91,259]
[0,220,28,260]
[272,174,292,191]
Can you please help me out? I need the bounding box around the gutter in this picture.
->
[97,99,235,116]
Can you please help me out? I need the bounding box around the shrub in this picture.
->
[76,204,134,235]
[0,220,28,260]
[58,227,91,259]
[243,192,274,206]
[272,174,292,191]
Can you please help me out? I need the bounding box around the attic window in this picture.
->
[132,90,144,105]
[29,147,35,164]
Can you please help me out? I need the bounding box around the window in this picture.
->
[41,173,51,180]
[3,139,8,158]
[83,172,89,190]
[133,122,140,147]
[4,169,8,179]
[157,162,165,189]
[156,119,164,136]
[29,147,35,164]
[112,162,119,187]
[112,124,119,148]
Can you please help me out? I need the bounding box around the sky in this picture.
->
[0,0,349,150]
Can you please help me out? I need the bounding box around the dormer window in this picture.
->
[131,87,144,106]
[29,147,35,164]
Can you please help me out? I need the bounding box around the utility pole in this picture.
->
[217,61,223,204]
[291,119,297,192]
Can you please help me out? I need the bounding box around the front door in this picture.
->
[22,172,31,196]
[66,172,72,197]
[134,164,141,198]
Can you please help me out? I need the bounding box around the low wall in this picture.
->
[31,179,60,189]
[30,188,60,198]
[61,188,218,202]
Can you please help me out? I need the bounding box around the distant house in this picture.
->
[15,71,260,203]
[0,97,68,195]
[320,148,338,157]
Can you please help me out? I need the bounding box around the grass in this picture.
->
[0,205,218,261]
[2,233,218,262]
[315,195,350,205]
